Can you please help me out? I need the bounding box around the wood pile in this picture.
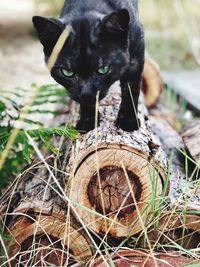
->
[1,58,199,267]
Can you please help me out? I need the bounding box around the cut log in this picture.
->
[66,82,168,238]
[157,213,200,249]
[0,102,94,266]
[149,101,181,132]
[3,156,94,266]
[8,213,93,266]
[148,108,200,210]
[137,212,200,251]
[96,213,200,267]
[142,57,164,108]
[182,120,200,163]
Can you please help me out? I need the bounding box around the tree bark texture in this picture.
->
[182,120,200,163]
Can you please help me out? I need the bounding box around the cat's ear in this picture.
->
[32,16,64,55]
[101,9,130,35]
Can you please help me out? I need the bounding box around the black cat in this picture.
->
[33,0,145,132]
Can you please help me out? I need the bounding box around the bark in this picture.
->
[182,120,200,163]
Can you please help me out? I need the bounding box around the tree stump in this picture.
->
[66,82,168,238]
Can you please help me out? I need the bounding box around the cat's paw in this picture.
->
[116,113,140,132]
[76,117,99,132]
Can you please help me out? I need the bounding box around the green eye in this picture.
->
[97,65,110,75]
[62,69,74,77]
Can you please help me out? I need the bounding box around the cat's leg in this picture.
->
[116,80,141,132]
[76,104,100,132]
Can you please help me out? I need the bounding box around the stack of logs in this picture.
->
[1,58,200,267]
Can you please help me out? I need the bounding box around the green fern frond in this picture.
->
[27,109,60,115]
[0,83,76,190]
[27,126,78,140]
[32,98,67,106]
[21,118,44,127]
[0,88,27,97]
[0,126,78,161]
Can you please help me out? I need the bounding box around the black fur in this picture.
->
[32,0,145,132]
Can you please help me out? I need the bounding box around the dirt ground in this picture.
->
[0,0,53,90]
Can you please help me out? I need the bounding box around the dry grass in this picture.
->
[1,78,199,265]
[1,1,200,266]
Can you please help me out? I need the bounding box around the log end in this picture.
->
[6,212,93,266]
[68,147,166,238]
[142,57,164,108]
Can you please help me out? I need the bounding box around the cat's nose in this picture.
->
[81,92,93,104]
[81,85,94,104]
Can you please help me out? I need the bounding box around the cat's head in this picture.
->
[32,9,130,104]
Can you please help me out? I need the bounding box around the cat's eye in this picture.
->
[62,68,74,78]
[97,65,110,75]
